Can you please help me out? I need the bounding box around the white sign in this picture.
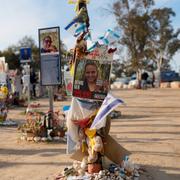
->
[0,73,7,84]
[0,57,6,73]
[86,46,113,61]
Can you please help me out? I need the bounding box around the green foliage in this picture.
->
[149,8,180,70]
[111,0,180,76]
[1,48,20,69]
[0,35,68,70]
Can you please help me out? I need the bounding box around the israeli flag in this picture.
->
[98,29,120,45]
[65,19,87,37]
[87,41,98,52]
[83,31,92,41]
[90,93,124,130]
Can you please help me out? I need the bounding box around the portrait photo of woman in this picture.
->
[39,27,60,55]
[41,35,58,53]
[80,61,99,92]
[73,59,111,100]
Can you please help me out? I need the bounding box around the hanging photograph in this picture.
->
[73,58,112,101]
[39,27,61,86]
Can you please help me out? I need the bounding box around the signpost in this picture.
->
[38,26,61,131]
[39,27,61,86]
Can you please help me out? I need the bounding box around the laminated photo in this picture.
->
[39,27,61,86]
[73,58,112,100]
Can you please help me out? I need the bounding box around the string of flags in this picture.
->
[86,29,120,52]
[65,0,120,52]
[98,29,120,45]
[65,20,87,37]
[65,22,120,52]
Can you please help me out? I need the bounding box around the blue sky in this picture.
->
[0,0,179,71]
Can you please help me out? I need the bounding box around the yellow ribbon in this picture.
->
[81,139,86,153]
[70,63,74,76]
[80,109,99,153]
[85,128,96,154]
[68,0,90,5]
[68,0,90,14]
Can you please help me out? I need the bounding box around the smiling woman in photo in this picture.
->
[41,35,58,53]
[80,61,99,92]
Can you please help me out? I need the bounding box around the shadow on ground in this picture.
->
[140,164,180,180]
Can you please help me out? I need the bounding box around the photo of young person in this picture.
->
[20,48,31,63]
[73,59,111,100]
[80,61,99,92]
[41,35,58,53]
[39,27,61,86]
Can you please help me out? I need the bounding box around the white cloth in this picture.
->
[14,75,22,93]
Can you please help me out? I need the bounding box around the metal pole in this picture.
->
[49,86,54,112]
[27,76,30,105]
[27,64,30,106]
[47,86,54,138]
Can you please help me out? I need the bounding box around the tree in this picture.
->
[147,8,180,86]
[111,0,180,87]
[1,47,19,69]
[112,0,155,88]
[12,36,40,69]
[1,35,68,72]
[1,36,39,70]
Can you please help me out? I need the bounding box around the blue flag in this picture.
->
[65,18,87,37]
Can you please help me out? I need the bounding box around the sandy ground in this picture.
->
[0,89,180,180]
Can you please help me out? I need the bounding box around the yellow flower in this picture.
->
[1,86,8,95]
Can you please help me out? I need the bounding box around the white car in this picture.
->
[129,79,138,87]
[111,77,130,89]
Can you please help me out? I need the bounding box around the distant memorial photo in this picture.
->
[19,48,31,63]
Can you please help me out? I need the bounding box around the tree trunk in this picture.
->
[156,67,161,88]
[136,69,142,89]
[156,57,162,88]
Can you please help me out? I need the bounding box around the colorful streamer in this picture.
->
[65,19,87,37]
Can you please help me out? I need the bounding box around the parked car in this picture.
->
[128,75,137,87]
[111,77,130,89]
[161,71,180,82]
[129,72,154,88]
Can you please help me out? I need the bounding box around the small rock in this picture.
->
[34,136,41,142]
[41,137,48,141]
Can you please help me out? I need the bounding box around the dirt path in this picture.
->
[0,89,180,180]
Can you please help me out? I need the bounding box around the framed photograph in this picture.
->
[39,27,61,86]
[73,58,112,101]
